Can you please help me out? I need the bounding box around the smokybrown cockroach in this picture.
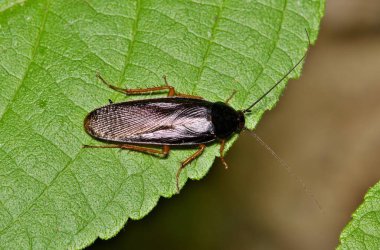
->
[84,34,309,192]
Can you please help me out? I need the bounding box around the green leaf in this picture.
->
[338,183,380,249]
[0,0,324,248]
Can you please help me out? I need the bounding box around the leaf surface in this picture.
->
[0,0,324,248]
[338,183,380,249]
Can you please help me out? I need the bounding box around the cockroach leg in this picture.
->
[162,75,170,86]
[83,144,170,158]
[225,90,237,104]
[162,75,203,99]
[96,73,119,91]
[161,75,174,96]
[96,73,203,99]
[176,144,206,193]
[175,92,204,99]
[97,73,176,96]
[219,140,229,169]
[121,144,170,157]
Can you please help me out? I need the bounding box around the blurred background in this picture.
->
[92,1,380,249]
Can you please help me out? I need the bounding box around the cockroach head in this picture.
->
[212,102,246,139]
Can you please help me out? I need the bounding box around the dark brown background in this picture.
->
[92,1,380,249]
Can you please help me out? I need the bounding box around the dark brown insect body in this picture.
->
[85,98,245,146]
[84,41,307,192]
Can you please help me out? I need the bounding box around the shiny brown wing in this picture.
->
[84,98,217,145]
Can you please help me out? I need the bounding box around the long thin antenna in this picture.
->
[243,29,311,113]
[249,131,323,212]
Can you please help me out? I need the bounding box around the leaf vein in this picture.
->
[117,0,141,87]
[0,0,50,122]
[191,0,226,95]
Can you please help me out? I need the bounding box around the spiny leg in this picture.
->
[97,73,176,97]
[83,144,170,158]
[97,73,204,99]
[176,144,206,193]
[219,140,228,169]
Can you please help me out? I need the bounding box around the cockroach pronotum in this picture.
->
[84,32,310,193]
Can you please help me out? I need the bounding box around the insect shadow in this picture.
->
[83,31,311,193]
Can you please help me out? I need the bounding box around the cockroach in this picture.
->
[84,35,309,193]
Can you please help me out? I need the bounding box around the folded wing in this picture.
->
[85,98,217,145]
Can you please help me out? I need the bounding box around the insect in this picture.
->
[84,36,309,193]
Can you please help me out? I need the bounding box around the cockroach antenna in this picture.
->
[250,132,323,212]
[243,29,311,113]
